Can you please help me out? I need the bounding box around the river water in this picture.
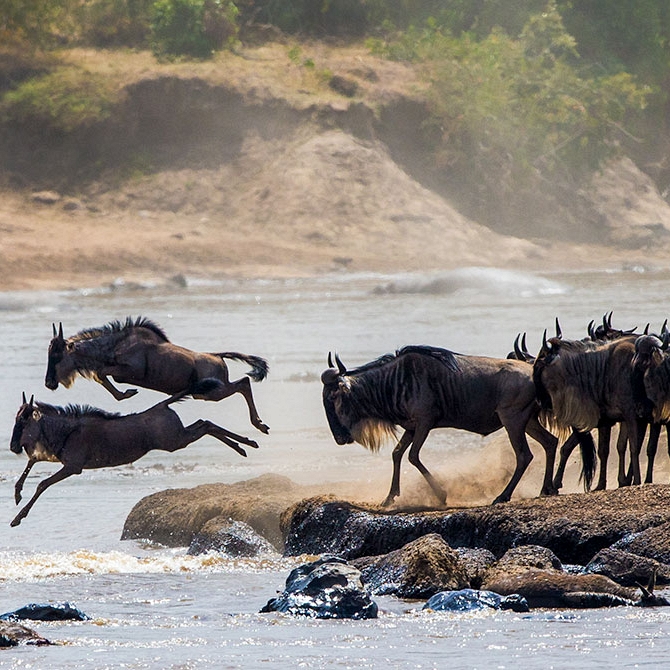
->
[1,266,670,668]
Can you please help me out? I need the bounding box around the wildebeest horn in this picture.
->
[58,322,64,339]
[514,334,524,360]
[334,352,347,374]
[328,352,334,369]
[662,319,668,336]
[662,330,670,351]
[22,391,27,404]
[555,318,562,339]
[587,320,596,340]
[52,323,57,337]
[542,329,552,351]
[644,323,650,335]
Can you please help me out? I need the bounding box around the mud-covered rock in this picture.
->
[260,556,378,619]
[122,474,319,549]
[610,522,670,565]
[187,518,278,557]
[352,533,469,598]
[423,589,529,613]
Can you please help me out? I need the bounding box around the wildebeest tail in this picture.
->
[577,430,597,492]
[214,352,269,382]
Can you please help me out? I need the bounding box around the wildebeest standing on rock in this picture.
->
[532,333,646,488]
[321,345,559,507]
[9,383,259,527]
[45,317,270,433]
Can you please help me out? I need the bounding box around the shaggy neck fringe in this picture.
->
[351,419,398,452]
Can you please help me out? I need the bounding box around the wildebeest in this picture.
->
[533,333,646,488]
[45,317,269,433]
[321,345,559,507]
[10,384,259,527]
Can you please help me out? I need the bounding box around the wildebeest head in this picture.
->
[321,353,355,445]
[532,330,562,411]
[45,322,76,390]
[10,393,40,454]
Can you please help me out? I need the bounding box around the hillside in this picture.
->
[2,43,670,291]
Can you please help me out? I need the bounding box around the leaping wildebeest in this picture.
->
[45,317,270,433]
[10,383,259,527]
[321,345,559,507]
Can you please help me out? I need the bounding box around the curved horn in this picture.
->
[555,318,562,339]
[29,394,34,407]
[663,329,670,351]
[328,352,334,369]
[22,391,27,404]
[644,323,650,335]
[662,319,668,336]
[521,333,529,355]
[58,322,64,339]
[587,320,596,340]
[334,353,347,375]
[607,311,613,328]
[52,323,57,337]
[514,333,524,360]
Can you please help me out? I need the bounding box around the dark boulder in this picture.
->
[455,547,497,588]
[260,555,378,619]
[585,547,670,586]
[423,589,529,613]
[0,602,89,622]
[610,522,670,565]
[352,533,469,598]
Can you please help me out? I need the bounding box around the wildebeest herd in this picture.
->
[9,313,670,526]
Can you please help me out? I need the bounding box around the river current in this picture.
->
[1,266,670,668]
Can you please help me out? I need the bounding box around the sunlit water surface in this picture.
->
[1,267,670,668]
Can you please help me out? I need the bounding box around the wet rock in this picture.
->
[122,474,320,549]
[585,547,670,586]
[187,518,278,557]
[0,621,51,647]
[483,567,637,608]
[282,486,670,564]
[456,547,497,588]
[423,589,529,613]
[260,555,378,619]
[0,602,89,622]
[495,545,563,571]
[352,533,469,598]
[610,521,670,564]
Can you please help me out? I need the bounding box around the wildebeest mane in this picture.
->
[348,345,460,376]
[35,401,121,420]
[69,316,169,344]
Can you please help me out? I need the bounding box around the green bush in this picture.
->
[150,0,238,59]
[0,68,117,131]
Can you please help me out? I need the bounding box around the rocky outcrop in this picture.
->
[187,518,278,557]
[281,486,670,564]
[0,621,51,647]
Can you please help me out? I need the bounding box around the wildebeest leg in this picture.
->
[493,420,533,504]
[552,431,579,491]
[622,419,646,486]
[180,419,259,457]
[594,425,612,491]
[381,430,413,507]
[97,375,138,401]
[524,416,558,496]
[197,377,269,434]
[645,423,661,484]
[407,425,447,505]
[10,465,80,527]
[14,458,37,504]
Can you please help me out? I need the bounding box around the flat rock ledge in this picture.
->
[280,485,670,565]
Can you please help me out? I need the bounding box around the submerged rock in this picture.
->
[423,589,529,613]
[353,533,469,598]
[0,621,51,647]
[260,555,378,619]
[585,547,670,586]
[0,602,89,622]
[187,518,278,557]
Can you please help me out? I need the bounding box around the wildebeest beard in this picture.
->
[351,418,398,453]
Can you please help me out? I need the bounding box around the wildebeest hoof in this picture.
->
[10,516,22,527]
[121,389,139,399]
[255,421,270,434]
